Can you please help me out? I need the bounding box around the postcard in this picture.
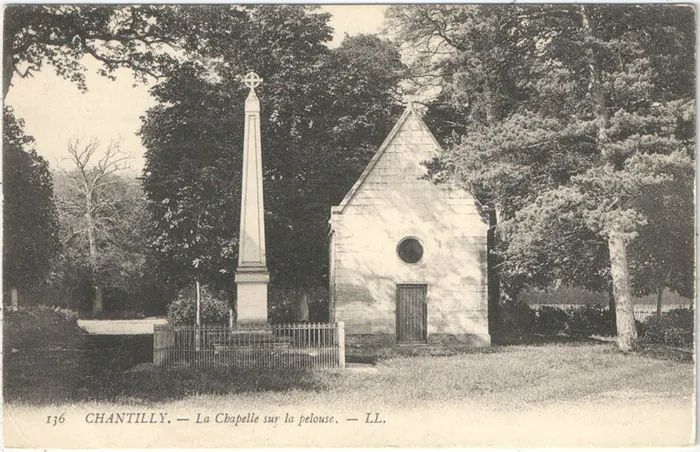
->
[3,3,695,449]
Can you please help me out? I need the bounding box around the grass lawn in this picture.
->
[4,333,693,410]
[4,330,694,448]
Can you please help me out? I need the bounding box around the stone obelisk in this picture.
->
[235,71,270,328]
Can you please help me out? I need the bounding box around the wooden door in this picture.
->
[396,284,427,343]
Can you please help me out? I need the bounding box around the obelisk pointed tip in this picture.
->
[242,71,263,92]
[242,71,262,112]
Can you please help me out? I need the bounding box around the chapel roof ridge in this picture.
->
[332,101,443,214]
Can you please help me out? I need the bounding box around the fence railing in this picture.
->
[154,322,345,369]
[529,303,691,323]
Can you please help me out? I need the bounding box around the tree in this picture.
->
[3,107,60,299]
[628,161,694,313]
[55,138,149,313]
[388,4,695,351]
[2,5,200,311]
[140,6,405,316]
[59,139,130,273]
[3,4,185,98]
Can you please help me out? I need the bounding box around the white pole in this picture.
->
[10,288,18,311]
[195,278,201,326]
[195,279,201,353]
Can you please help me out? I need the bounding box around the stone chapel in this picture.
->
[328,103,490,347]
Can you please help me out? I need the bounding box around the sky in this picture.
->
[5,5,389,174]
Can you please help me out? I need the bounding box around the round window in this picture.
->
[397,237,424,264]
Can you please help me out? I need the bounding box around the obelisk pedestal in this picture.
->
[235,270,269,329]
[235,72,270,330]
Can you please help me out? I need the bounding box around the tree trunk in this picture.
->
[656,286,664,317]
[3,50,13,100]
[607,284,616,333]
[607,231,639,352]
[85,203,101,315]
[10,287,19,311]
[296,288,310,322]
[656,269,671,317]
[3,24,15,100]
[92,286,103,316]
[85,211,97,272]
[580,5,609,140]
[483,84,500,124]
[228,292,236,328]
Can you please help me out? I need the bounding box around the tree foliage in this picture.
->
[141,6,406,307]
[628,161,695,300]
[389,4,695,351]
[3,107,60,293]
[3,4,185,98]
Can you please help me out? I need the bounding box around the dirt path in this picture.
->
[5,394,693,448]
[78,318,168,335]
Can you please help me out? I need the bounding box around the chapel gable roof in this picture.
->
[332,103,443,214]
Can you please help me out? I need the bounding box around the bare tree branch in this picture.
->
[57,136,135,276]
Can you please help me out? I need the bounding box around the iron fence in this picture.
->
[154,322,345,369]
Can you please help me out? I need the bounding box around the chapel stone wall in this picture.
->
[330,113,489,345]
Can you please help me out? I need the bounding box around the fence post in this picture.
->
[337,321,345,369]
[153,325,161,366]
[154,325,175,366]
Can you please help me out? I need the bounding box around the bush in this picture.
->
[93,286,145,320]
[639,308,694,349]
[167,286,230,326]
[268,286,330,324]
[534,306,569,335]
[566,304,614,336]
[529,304,614,337]
[4,305,81,350]
[132,274,177,317]
[307,286,330,322]
[493,300,536,344]
[268,287,298,324]
[514,303,693,345]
